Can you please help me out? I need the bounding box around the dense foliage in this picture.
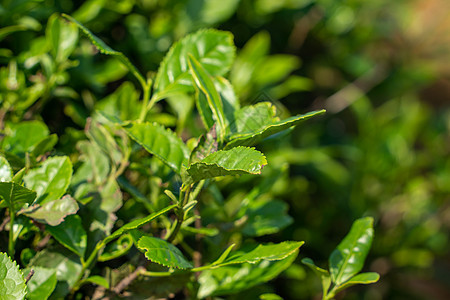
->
[1,1,449,299]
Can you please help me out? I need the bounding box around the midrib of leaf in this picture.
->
[333,225,366,285]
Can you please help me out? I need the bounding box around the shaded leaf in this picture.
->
[329,217,374,285]
[25,267,57,300]
[82,276,109,288]
[198,251,297,298]
[46,14,78,63]
[0,252,27,300]
[99,234,133,262]
[62,13,146,87]
[30,134,58,157]
[2,121,49,157]
[186,147,267,183]
[137,236,193,269]
[24,156,72,205]
[103,204,177,244]
[24,195,79,226]
[46,215,87,258]
[301,258,331,294]
[0,182,36,213]
[153,29,235,101]
[95,81,140,121]
[123,122,189,173]
[0,156,12,182]
[189,126,218,164]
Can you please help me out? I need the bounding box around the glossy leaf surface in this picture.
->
[25,267,57,300]
[0,252,27,300]
[47,215,87,257]
[25,195,79,226]
[2,121,49,157]
[24,156,72,205]
[334,272,380,294]
[138,236,193,269]
[124,122,189,173]
[0,182,36,213]
[329,217,374,285]
[186,147,267,183]
[0,156,12,182]
[153,29,235,101]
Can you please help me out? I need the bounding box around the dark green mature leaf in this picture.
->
[242,199,293,237]
[198,251,297,298]
[24,195,79,226]
[47,215,87,258]
[123,122,189,173]
[46,14,78,63]
[0,156,12,182]
[226,106,326,149]
[334,272,380,294]
[188,55,227,140]
[137,236,193,269]
[2,121,49,157]
[0,182,36,213]
[221,241,303,266]
[61,14,146,87]
[25,267,57,300]
[186,147,267,183]
[153,29,235,101]
[329,217,374,285]
[0,252,27,300]
[24,156,72,205]
[103,204,177,244]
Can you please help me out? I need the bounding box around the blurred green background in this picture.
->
[1,0,449,299]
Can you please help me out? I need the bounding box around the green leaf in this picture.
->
[301,258,331,295]
[46,14,78,63]
[329,217,374,285]
[242,199,293,237]
[198,251,297,298]
[95,81,140,121]
[98,234,133,262]
[333,272,380,294]
[81,275,109,288]
[260,293,284,300]
[137,236,193,269]
[153,29,235,101]
[226,105,326,149]
[25,267,57,300]
[24,156,72,205]
[211,244,236,266]
[220,241,303,267]
[61,13,146,87]
[103,204,177,245]
[0,156,12,182]
[188,54,227,141]
[30,134,58,158]
[0,182,36,213]
[189,126,218,164]
[46,215,87,258]
[2,121,49,157]
[123,122,189,173]
[24,195,79,226]
[0,252,27,300]
[186,147,267,183]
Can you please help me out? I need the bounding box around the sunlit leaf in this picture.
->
[334,272,380,294]
[0,156,12,182]
[2,121,49,157]
[24,195,79,226]
[0,182,36,213]
[138,236,193,269]
[46,14,78,63]
[25,267,57,300]
[0,252,27,300]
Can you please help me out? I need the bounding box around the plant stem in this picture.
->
[166,186,191,243]
[8,211,15,257]
[71,241,104,294]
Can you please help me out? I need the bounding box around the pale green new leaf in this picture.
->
[153,29,235,101]
[2,121,49,157]
[103,204,177,244]
[198,251,297,298]
[25,267,57,300]
[81,276,109,288]
[186,147,267,183]
[25,195,79,226]
[188,54,226,141]
[46,14,78,63]
[0,182,36,213]
[259,294,284,300]
[0,156,12,182]
[46,214,87,258]
[24,156,72,205]
[0,252,27,300]
[138,236,193,269]
[334,272,380,294]
[329,217,374,285]
[61,13,146,87]
[123,122,189,173]
[226,106,326,149]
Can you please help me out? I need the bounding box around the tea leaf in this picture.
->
[24,156,72,205]
[0,252,27,300]
[186,147,267,183]
[123,122,189,173]
[329,217,374,285]
[46,14,78,63]
[0,156,12,182]
[25,267,57,300]
[25,195,79,226]
[0,182,36,213]
[47,214,87,258]
[2,121,49,157]
[138,236,193,269]
[153,29,235,101]
[333,272,380,294]
[301,258,331,294]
